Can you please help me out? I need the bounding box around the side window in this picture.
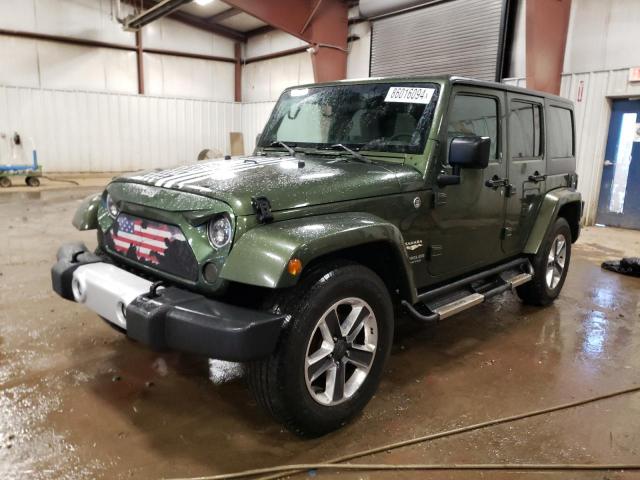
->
[510,101,542,158]
[447,94,499,160]
[547,106,574,158]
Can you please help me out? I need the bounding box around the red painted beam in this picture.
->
[223,0,348,82]
[305,0,349,83]
[234,42,242,102]
[136,30,145,94]
[526,0,572,95]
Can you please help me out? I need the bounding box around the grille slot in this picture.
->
[104,213,199,282]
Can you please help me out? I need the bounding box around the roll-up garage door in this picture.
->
[370,0,506,81]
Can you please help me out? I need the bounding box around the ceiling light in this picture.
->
[194,0,214,6]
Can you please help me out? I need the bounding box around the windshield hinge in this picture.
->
[252,196,274,224]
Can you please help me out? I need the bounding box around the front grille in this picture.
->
[104,213,199,281]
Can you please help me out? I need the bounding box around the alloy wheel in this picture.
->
[546,234,567,289]
[304,297,378,406]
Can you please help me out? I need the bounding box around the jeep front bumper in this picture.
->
[51,243,286,361]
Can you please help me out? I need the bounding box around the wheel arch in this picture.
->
[220,212,418,303]
[72,193,101,230]
[301,240,416,305]
[523,188,582,254]
[557,201,582,243]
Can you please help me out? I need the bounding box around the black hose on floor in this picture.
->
[169,384,640,480]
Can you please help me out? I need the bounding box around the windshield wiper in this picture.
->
[326,144,372,164]
[268,141,296,156]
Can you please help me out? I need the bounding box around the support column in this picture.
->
[306,0,349,82]
[136,29,145,95]
[526,0,572,94]
[234,42,242,102]
[223,0,348,82]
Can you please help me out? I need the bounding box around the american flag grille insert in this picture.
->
[105,213,199,281]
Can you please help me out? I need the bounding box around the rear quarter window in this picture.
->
[546,105,576,175]
[547,106,574,158]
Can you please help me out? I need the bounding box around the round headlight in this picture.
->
[208,215,232,248]
[106,193,120,218]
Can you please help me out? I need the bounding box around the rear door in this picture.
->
[502,93,547,255]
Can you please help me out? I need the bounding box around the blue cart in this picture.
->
[0,150,42,187]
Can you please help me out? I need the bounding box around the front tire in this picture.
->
[517,217,572,306]
[248,262,393,437]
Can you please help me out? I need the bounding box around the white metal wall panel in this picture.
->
[144,53,235,101]
[0,86,242,172]
[37,40,138,94]
[370,0,504,81]
[560,69,640,226]
[563,0,640,74]
[0,0,236,97]
[241,101,277,154]
[0,37,40,88]
[242,52,314,102]
[502,77,526,88]
[347,22,372,79]
[142,17,235,58]
[245,30,308,58]
[0,0,136,46]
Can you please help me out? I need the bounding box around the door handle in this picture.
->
[485,175,509,189]
[528,171,547,183]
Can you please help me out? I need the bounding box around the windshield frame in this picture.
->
[257,82,441,156]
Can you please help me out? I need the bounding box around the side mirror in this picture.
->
[449,136,491,169]
[437,136,491,187]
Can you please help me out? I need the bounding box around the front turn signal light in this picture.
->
[287,258,303,276]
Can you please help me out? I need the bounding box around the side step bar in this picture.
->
[435,293,484,320]
[402,261,533,323]
[418,258,530,303]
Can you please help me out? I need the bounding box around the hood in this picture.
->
[118,155,423,216]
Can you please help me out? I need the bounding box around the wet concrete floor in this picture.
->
[1,187,640,479]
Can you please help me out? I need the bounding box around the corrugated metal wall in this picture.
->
[560,69,640,225]
[241,101,277,154]
[370,0,505,81]
[0,0,236,101]
[0,85,242,172]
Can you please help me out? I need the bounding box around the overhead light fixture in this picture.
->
[194,0,214,5]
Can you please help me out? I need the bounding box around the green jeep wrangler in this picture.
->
[52,76,582,437]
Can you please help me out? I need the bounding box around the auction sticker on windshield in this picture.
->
[385,87,435,104]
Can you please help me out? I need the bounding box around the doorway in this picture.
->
[596,99,640,229]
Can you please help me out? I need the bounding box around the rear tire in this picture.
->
[0,177,11,188]
[247,262,393,437]
[517,217,572,306]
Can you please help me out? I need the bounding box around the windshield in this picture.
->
[258,82,440,154]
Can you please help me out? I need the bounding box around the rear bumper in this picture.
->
[51,243,286,361]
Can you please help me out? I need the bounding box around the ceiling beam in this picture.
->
[245,25,275,37]
[134,0,246,41]
[169,9,246,40]
[125,0,192,30]
[207,7,242,24]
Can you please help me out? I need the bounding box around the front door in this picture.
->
[596,99,640,229]
[427,87,507,278]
